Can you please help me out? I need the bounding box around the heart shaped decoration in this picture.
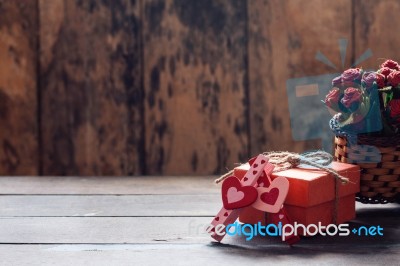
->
[252,176,289,213]
[222,176,258,210]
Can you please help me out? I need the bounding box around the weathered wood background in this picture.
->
[0,0,399,176]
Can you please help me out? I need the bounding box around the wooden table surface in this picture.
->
[0,176,399,266]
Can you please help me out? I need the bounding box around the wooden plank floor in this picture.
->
[0,176,399,265]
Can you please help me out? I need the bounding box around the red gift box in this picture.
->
[233,162,360,233]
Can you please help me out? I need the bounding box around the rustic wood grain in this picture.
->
[0,195,220,217]
[0,1,38,175]
[39,0,144,175]
[142,0,249,175]
[0,217,212,243]
[0,175,219,194]
[0,210,398,244]
[4,0,399,177]
[0,194,396,218]
[247,0,353,154]
[354,0,400,69]
[1,243,399,266]
[0,176,399,265]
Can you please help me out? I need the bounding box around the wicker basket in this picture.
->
[334,136,400,203]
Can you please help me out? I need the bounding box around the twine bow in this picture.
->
[215,151,349,184]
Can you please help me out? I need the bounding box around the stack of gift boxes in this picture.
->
[233,161,360,234]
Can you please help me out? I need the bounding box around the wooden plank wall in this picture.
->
[142,0,249,175]
[354,0,400,69]
[0,1,38,175]
[39,0,143,175]
[1,0,400,176]
[247,0,353,155]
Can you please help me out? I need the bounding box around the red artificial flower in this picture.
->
[388,99,400,121]
[379,67,393,78]
[388,71,400,87]
[324,88,341,111]
[361,71,377,89]
[341,68,362,85]
[341,87,362,109]
[380,59,400,71]
[376,73,386,88]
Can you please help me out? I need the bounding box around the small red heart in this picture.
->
[253,170,257,175]
[261,160,266,164]
[221,176,257,210]
[215,217,219,221]
[224,212,228,217]
[260,188,279,205]
[253,163,258,168]
[243,177,248,181]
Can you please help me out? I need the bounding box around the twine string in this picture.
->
[215,151,349,184]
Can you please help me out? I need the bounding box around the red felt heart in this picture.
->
[221,176,258,210]
[260,188,279,205]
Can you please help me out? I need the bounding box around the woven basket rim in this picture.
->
[330,115,400,147]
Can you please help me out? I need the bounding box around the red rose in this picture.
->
[379,67,393,78]
[388,71,400,87]
[376,73,386,88]
[388,99,400,121]
[341,87,362,109]
[380,59,400,71]
[324,88,341,111]
[342,68,362,85]
[361,71,377,89]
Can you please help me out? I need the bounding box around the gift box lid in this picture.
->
[233,161,360,208]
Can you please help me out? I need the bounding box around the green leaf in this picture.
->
[384,91,394,108]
